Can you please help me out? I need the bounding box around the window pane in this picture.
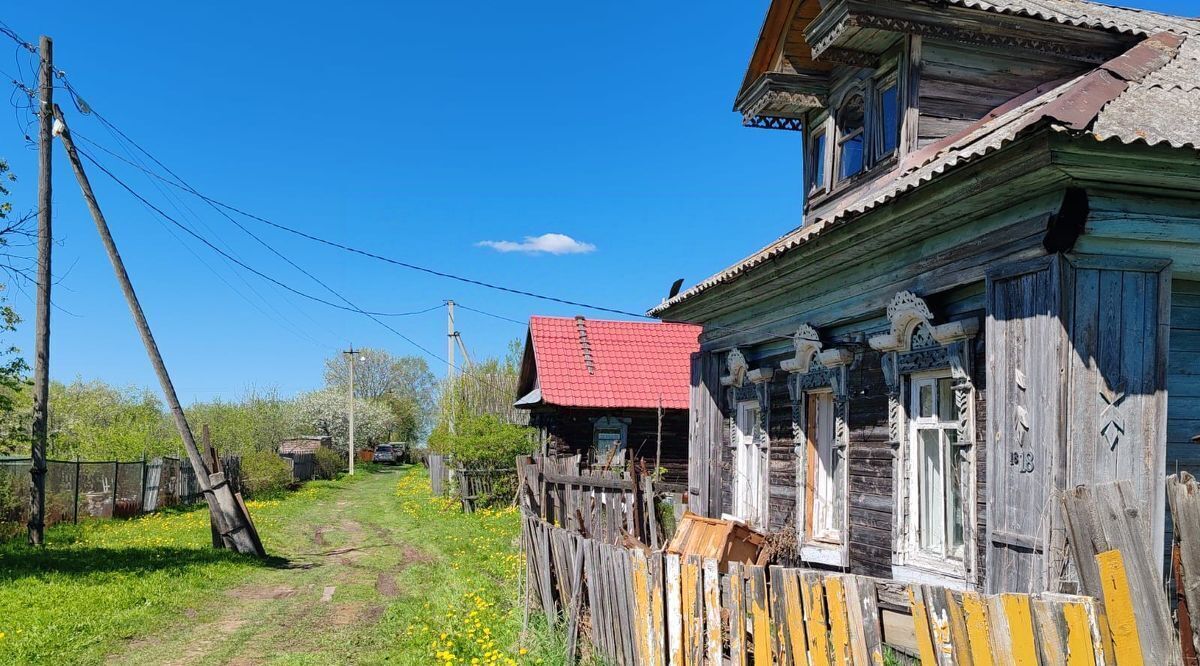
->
[838,95,865,180]
[918,382,934,419]
[880,84,899,155]
[937,378,957,422]
[809,132,826,191]
[947,429,966,559]
[919,429,944,553]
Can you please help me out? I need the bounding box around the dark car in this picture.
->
[372,444,397,464]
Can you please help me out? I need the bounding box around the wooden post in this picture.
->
[28,35,53,546]
[52,108,263,557]
[111,461,119,516]
[71,458,79,524]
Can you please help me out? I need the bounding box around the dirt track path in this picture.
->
[111,468,422,666]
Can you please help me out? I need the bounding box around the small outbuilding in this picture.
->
[514,315,700,484]
[278,436,333,457]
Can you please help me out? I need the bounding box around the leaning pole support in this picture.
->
[52,106,264,557]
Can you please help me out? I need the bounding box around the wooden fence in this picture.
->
[522,513,1127,665]
[518,455,677,548]
[454,467,516,513]
[428,454,450,496]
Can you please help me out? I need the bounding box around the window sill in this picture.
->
[800,542,848,568]
[806,154,900,211]
[891,562,970,591]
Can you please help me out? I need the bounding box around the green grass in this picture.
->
[0,466,568,665]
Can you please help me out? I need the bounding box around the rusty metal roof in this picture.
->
[651,29,1199,316]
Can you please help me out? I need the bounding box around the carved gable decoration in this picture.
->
[781,324,824,375]
[722,348,749,387]
[868,291,978,353]
[869,291,980,445]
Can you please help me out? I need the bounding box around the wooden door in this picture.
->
[985,256,1069,593]
[1065,256,1170,568]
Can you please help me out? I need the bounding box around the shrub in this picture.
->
[239,450,292,497]
[427,413,534,469]
[313,447,343,480]
[0,472,23,540]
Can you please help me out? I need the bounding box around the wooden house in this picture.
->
[652,0,1200,593]
[514,316,700,484]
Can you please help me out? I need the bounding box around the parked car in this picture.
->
[372,444,397,464]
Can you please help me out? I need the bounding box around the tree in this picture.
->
[47,379,176,459]
[0,159,33,456]
[185,387,302,454]
[293,388,395,452]
[323,349,436,442]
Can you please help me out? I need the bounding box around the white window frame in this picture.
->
[799,388,848,566]
[900,370,970,577]
[732,400,767,528]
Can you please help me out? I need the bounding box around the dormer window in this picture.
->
[876,78,900,158]
[836,93,866,182]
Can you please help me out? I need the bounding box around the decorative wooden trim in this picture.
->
[722,348,749,387]
[781,324,824,375]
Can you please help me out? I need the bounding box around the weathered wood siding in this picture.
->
[916,40,1088,148]
[532,406,690,484]
[985,257,1069,594]
[1169,280,1200,480]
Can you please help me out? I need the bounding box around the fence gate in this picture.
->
[143,458,164,512]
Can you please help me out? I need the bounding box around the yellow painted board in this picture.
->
[749,566,772,666]
[648,555,666,666]
[1031,598,1067,666]
[702,559,721,666]
[1062,601,1099,666]
[1096,549,1145,666]
[782,571,809,664]
[631,551,654,666]
[961,591,994,666]
[682,555,702,665]
[825,576,852,666]
[907,586,939,666]
[802,572,832,666]
[1000,594,1040,666]
[941,589,973,665]
[729,563,747,666]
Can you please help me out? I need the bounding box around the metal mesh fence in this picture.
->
[0,454,242,533]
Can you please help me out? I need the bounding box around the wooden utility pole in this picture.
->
[344,347,357,475]
[446,300,456,435]
[28,35,53,546]
[52,107,264,557]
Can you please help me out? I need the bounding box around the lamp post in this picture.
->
[343,347,361,475]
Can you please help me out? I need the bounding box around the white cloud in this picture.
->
[476,233,596,255]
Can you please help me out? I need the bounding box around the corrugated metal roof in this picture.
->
[522,316,700,410]
[942,0,1200,36]
[650,25,1199,316]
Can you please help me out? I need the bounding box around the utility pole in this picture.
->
[446,300,456,435]
[344,347,358,475]
[53,107,263,556]
[29,35,53,546]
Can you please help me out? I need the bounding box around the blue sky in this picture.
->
[0,0,1194,403]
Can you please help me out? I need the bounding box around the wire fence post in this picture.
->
[140,454,148,513]
[111,461,119,517]
[72,458,80,524]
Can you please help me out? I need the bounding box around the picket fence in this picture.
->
[522,512,1139,666]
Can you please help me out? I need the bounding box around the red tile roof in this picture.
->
[525,316,700,410]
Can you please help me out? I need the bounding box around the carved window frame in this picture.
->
[785,324,853,567]
[592,416,629,466]
[869,291,979,586]
[722,348,772,527]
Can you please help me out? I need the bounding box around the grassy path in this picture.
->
[1,466,561,665]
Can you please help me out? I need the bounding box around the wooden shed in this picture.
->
[653,0,1200,594]
[514,316,700,484]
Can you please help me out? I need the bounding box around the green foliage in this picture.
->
[185,388,301,455]
[0,159,31,456]
[323,349,436,443]
[312,446,343,480]
[48,380,176,460]
[428,413,534,469]
[239,450,292,497]
[0,471,21,540]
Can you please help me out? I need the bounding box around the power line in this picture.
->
[75,144,513,392]
[455,303,527,326]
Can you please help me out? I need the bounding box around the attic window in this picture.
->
[807,127,827,194]
[877,80,899,158]
[836,93,865,182]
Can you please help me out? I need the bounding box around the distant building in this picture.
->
[514,316,700,485]
[278,436,332,457]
